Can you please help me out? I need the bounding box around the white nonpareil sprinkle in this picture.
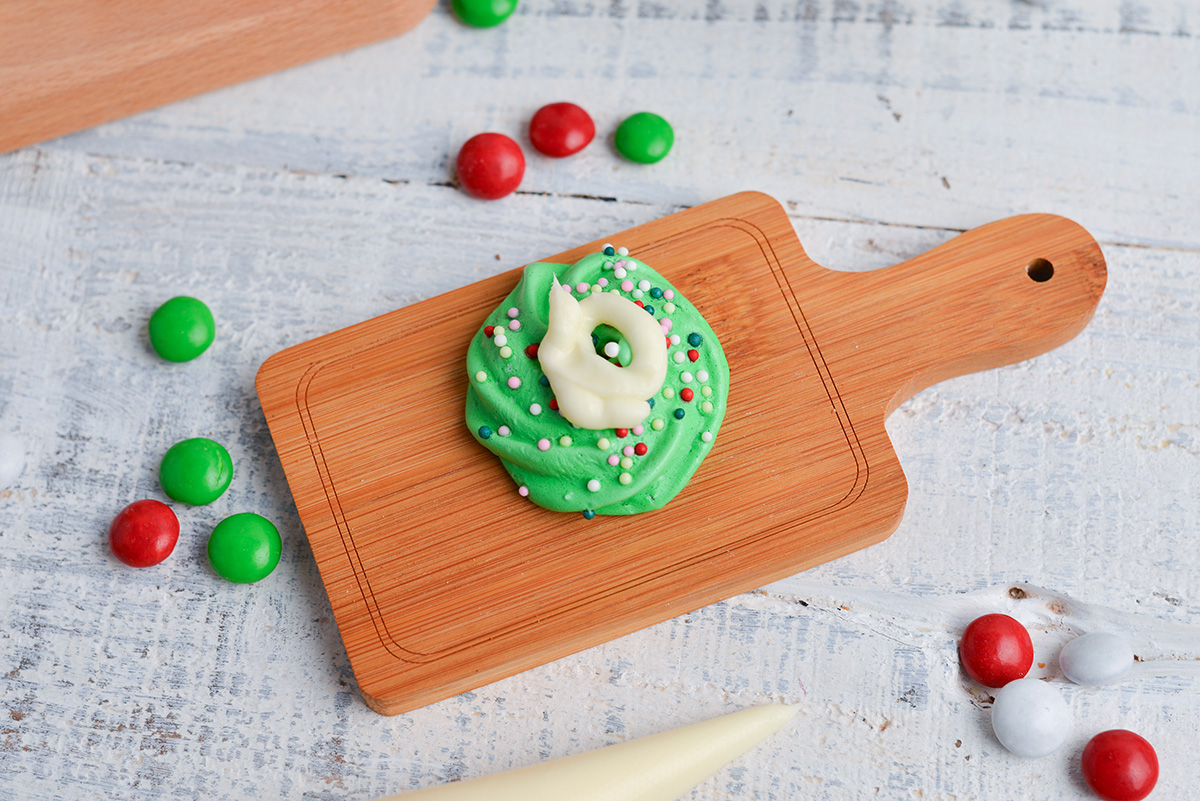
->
[603,341,620,358]
[587,479,601,492]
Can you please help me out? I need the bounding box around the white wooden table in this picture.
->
[2,2,1198,799]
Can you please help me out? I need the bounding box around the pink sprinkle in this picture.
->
[509,320,520,331]
[661,318,673,332]
[632,425,644,435]
[598,277,608,287]
[620,280,634,292]
[507,377,521,389]
[607,454,620,466]
[507,307,519,318]
[518,485,529,497]
[561,283,573,293]
[614,260,627,269]
[576,282,589,293]
[538,438,551,451]
[623,445,634,457]
[663,289,674,300]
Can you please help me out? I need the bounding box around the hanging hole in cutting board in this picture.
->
[1026,258,1055,282]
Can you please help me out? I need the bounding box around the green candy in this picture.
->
[149,296,215,362]
[207,513,281,584]
[615,112,674,164]
[452,0,517,27]
[159,437,233,505]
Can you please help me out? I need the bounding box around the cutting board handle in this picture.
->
[823,213,1107,418]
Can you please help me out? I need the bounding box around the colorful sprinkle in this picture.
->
[530,403,542,415]
[634,442,648,456]
[507,307,520,318]
[663,388,675,399]
[621,280,634,292]
[701,401,713,413]
[650,287,663,299]
[537,438,551,451]
[637,280,650,292]
[498,426,511,436]
[519,485,530,496]
[608,454,620,466]
[603,341,620,358]
[619,472,632,485]
[620,457,633,469]
[597,437,612,450]
[614,267,627,279]
[583,509,596,519]
[632,289,643,299]
[670,334,681,346]
[499,346,512,358]
[494,333,507,347]
[559,435,573,447]
[687,333,702,347]
[663,289,674,300]
[475,371,487,382]
[702,386,713,397]
[617,246,629,256]
[680,388,694,402]
[549,398,559,411]
[632,424,644,435]
[698,370,709,382]
[508,376,521,389]
[484,325,495,337]
[672,352,685,364]
[664,302,676,314]
[587,479,601,492]
[603,245,616,256]
[687,349,699,362]
[525,343,540,359]
[681,372,693,383]
[509,320,520,331]
[647,398,655,408]
[576,282,590,293]
[478,426,493,439]
[614,428,628,438]
[652,418,665,431]
[702,432,712,442]
[644,305,655,315]
[539,376,550,387]
[623,445,634,457]
[674,408,685,419]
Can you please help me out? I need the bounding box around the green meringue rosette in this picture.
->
[465,249,728,516]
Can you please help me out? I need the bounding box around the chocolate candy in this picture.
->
[615,112,674,164]
[149,296,215,362]
[207,512,281,583]
[159,437,233,505]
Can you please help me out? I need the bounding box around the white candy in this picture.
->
[0,433,26,489]
[991,678,1070,758]
[1060,632,1134,686]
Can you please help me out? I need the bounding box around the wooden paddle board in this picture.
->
[256,192,1106,715]
[0,0,437,154]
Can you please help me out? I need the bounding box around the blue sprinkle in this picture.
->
[478,426,493,439]
[644,305,655,315]
[592,333,599,346]
[650,287,663,299]
[688,333,703,347]
[647,398,655,408]
[673,408,685,419]
[583,509,596,520]
[603,246,616,256]
[539,375,550,387]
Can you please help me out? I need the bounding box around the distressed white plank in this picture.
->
[41,2,1200,249]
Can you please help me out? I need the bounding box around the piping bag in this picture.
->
[373,704,798,801]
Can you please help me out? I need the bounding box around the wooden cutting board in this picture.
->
[256,192,1107,715]
[0,0,436,154]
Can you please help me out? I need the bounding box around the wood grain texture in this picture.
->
[0,0,437,154]
[1,0,1197,798]
[256,192,1105,714]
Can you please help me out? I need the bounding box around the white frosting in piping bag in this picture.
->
[374,704,798,801]
[538,278,668,430]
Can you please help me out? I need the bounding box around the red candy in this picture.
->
[529,102,595,158]
[484,325,495,337]
[456,133,525,199]
[109,499,180,568]
[549,398,559,411]
[634,443,648,456]
[1082,730,1158,801]
[525,343,540,359]
[615,428,629,438]
[958,613,1034,688]
[680,388,694,402]
[687,349,699,362]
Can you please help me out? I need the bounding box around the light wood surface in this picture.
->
[2,2,1197,799]
[256,192,1105,714]
[0,0,436,154]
